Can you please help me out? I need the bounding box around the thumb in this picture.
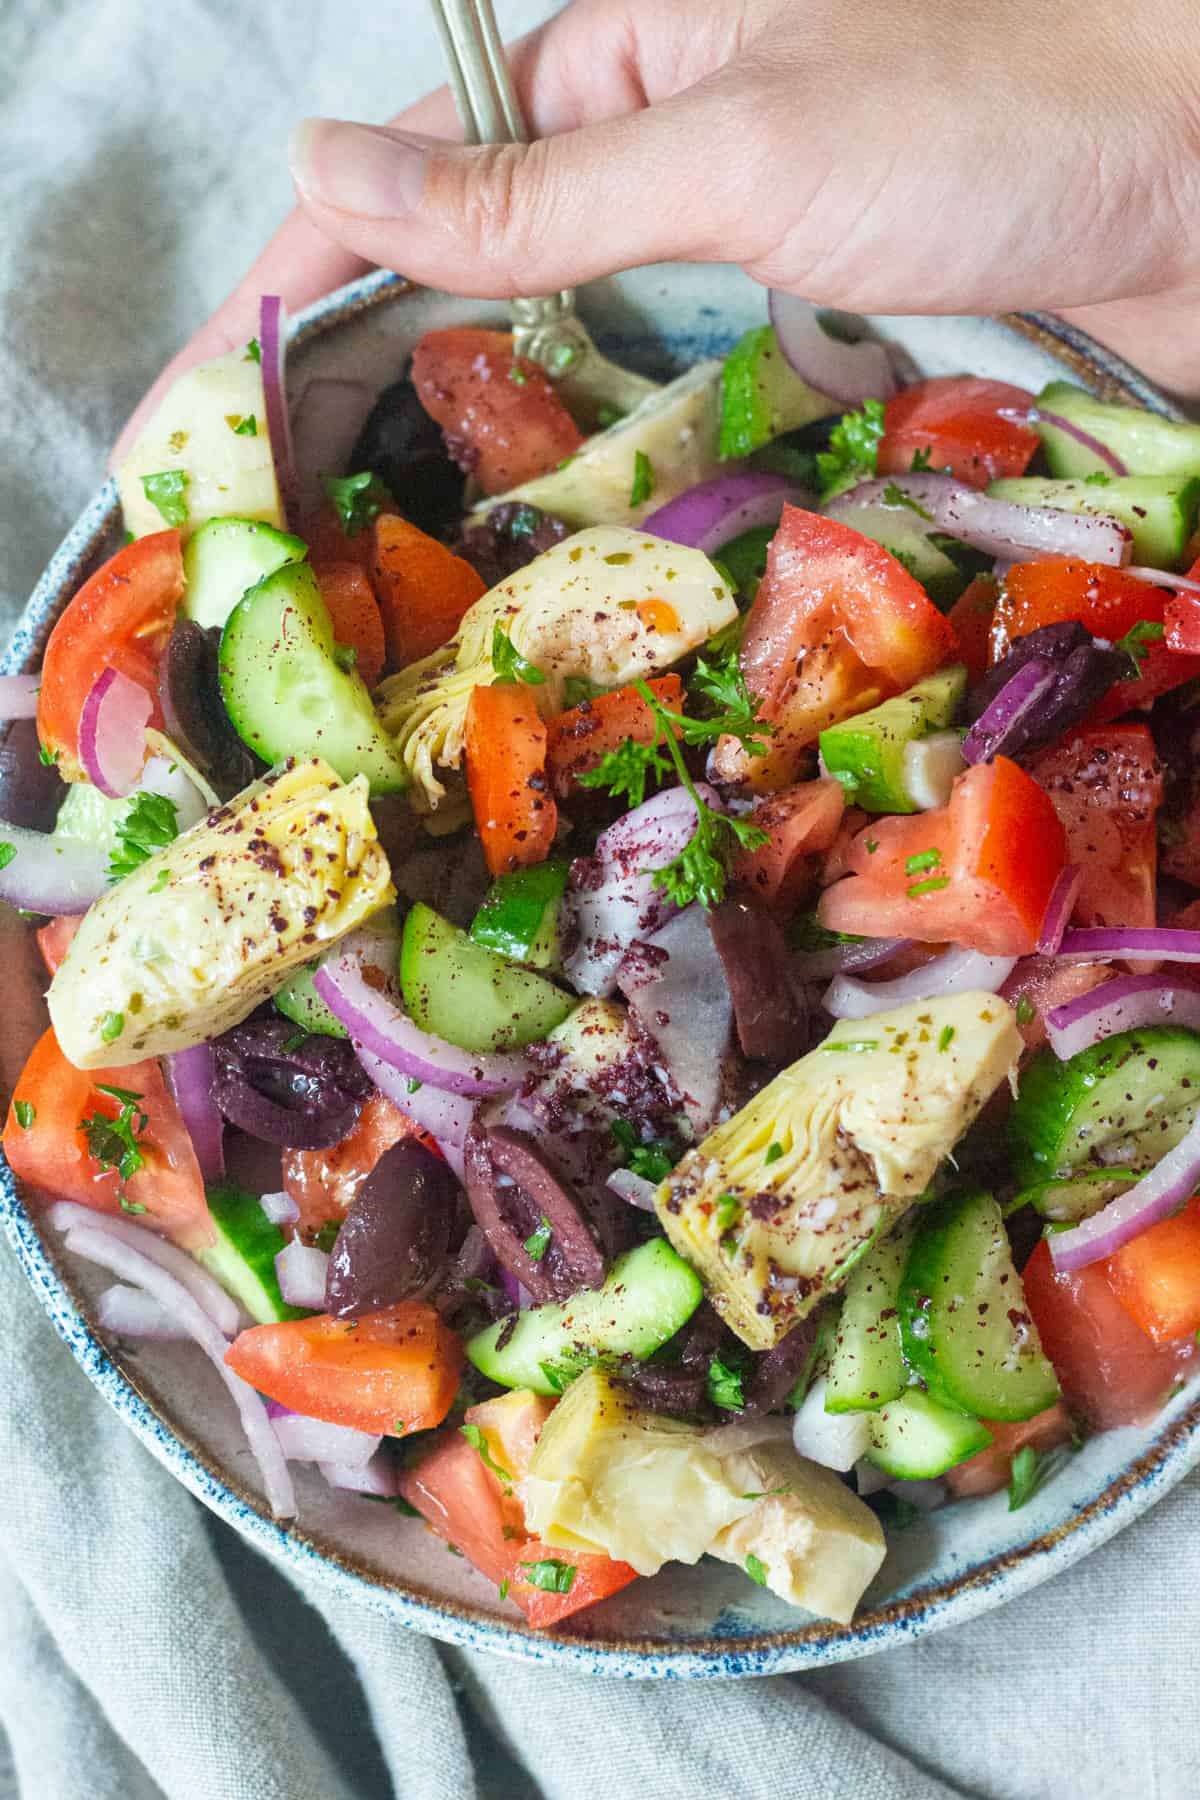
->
[287,84,775,299]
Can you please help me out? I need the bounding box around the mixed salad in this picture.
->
[6,288,1200,1634]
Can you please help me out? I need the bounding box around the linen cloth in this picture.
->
[2,3,1200,1795]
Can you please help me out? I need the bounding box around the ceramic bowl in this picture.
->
[4,265,1198,1679]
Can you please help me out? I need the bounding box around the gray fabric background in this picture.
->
[2,3,1200,1795]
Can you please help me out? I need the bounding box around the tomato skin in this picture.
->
[878,377,1040,488]
[370,515,486,671]
[224,1301,463,1435]
[2,1026,212,1249]
[714,508,957,790]
[464,682,557,876]
[37,532,184,779]
[945,575,997,684]
[36,915,81,978]
[734,777,845,916]
[410,328,583,495]
[1107,1194,1200,1344]
[1028,726,1162,932]
[314,563,386,689]
[1163,559,1200,654]
[1022,1239,1195,1429]
[281,1092,426,1241]
[546,676,683,800]
[819,758,1067,955]
[945,1402,1074,1499]
[999,955,1115,1053]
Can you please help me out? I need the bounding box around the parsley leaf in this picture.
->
[108,791,180,884]
[491,624,546,686]
[141,471,190,528]
[1084,469,1112,486]
[100,1012,125,1043]
[610,1119,676,1183]
[13,1101,35,1129]
[0,843,14,873]
[231,414,259,437]
[744,1553,769,1587]
[629,449,655,507]
[523,1216,552,1261]
[243,337,261,364]
[80,1087,148,1183]
[707,1353,745,1412]
[816,398,886,500]
[313,1221,340,1254]
[119,1196,148,1215]
[938,1024,956,1052]
[460,1423,513,1492]
[499,1577,510,1601]
[1007,1444,1067,1511]
[910,447,933,472]
[882,481,933,521]
[320,470,392,536]
[519,1558,577,1594]
[1015,995,1036,1025]
[1116,618,1165,676]
[38,743,60,766]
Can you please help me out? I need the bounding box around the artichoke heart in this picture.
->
[48,757,394,1068]
[655,993,1021,1350]
[375,525,736,810]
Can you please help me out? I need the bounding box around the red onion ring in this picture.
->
[96,1283,188,1341]
[0,676,40,720]
[823,947,1017,1020]
[0,818,107,914]
[1125,566,1200,595]
[259,294,298,529]
[607,1167,658,1212]
[164,1045,225,1182]
[354,1044,477,1148]
[961,659,1059,766]
[829,475,1132,567]
[618,903,734,1131]
[791,936,912,983]
[1049,1108,1200,1271]
[79,668,153,798]
[272,1412,379,1468]
[1057,928,1200,965]
[275,1237,329,1309]
[46,1201,239,1336]
[1036,866,1081,956]
[642,472,810,556]
[1031,409,1128,478]
[319,1450,401,1497]
[768,292,898,405]
[1044,973,1200,1060]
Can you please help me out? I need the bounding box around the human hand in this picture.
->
[114,0,1200,459]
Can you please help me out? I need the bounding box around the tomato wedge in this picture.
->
[712,508,957,790]
[545,675,683,799]
[1163,557,1200,653]
[734,777,845,915]
[36,914,81,978]
[945,1403,1074,1499]
[945,575,997,684]
[1028,725,1163,931]
[2,1026,212,1249]
[371,515,486,671]
[281,1092,430,1241]
[410,328,583,495]
[1106,1194,1200,1344]
[315,563,386,689]
[878,377,1040,488]
[224,1301,463,1435]
[464,681,557,876]
[37,531,184,779]
[818,757,1067,955]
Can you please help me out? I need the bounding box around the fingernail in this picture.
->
[288,119,429,217]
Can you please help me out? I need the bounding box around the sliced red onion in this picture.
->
[1125,566,1200,595]
[607,1167,658,1212]
[355,1044,477,1147]
[1044,974,1200,1060]
[791,1376,871,1471]
[791,936,911,984]
[275,1237,329,1309]
[61,1222,294,1517]
[138,742,215,833]
[0,675,41,720]
[319,1450,400,1497]
[823,947,1017,1020]
[0,818,107,915]
[46,1201,239,1337]
[642,472,809,557]
[289,376,374,520]
[768,292,897,405]
[1050,1108,1200,1271]
[1057,928,1200,965]
[1035,866,1081,957]
[78,668,153,799]
[314,932,527,1097]
[259,294,298,529]
[260,1189,300,1227]
[618,903,733,1132]
[272,1412,380,1468]
[96,1283,188,1341]
[832,475,1132,568]
[164,1045,224,1182]
[1032,410,1127,478]
[961,660,1059,766]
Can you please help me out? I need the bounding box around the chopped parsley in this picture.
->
[1007,1444,1066,1511]
[1116,618,1165,675]
[938,1025,956,1052]
[519,1558,577,1594]
[38,743,60,766]
[0,843,14,873]
[149,867,171,894]
[904,848,941,876]
[119,1196,148,1215]
[595,403,625,429]
[364,1493,420,1517]
[507,364,528,386]
[13,1101,35,1130]
[563,675,605,707]
[228,413,259,437]
[744,1553,769,1587]
[819,1039,879,1054]
[80,1085,148,1183]
[865,838,879,855]
[405,1077,423,1095]
[610,1119,676,1183]
[523,1216,552,1261]
[764,1142,784,1166]
[108,791,180,883]
[460,1423,513,1492]
[1015,995,1035,1026]
[816,398,886,500]
[548,342,577,372]
[882,481,933,521]
[910,447,933,472]
[499,1577,511,1601]
[1084,469,1112,486]
[741,1485,791,1501]
[243,337,261,363]
[100,1012,125,1044]
[907,875,950,898]
[141,471,190,529]
[629,449,655,508]
[706,1354,745,1412]
[715,1191,742,1235]
[313,1220,340,1254]
[320,470,392,536]
[491,624,546,686]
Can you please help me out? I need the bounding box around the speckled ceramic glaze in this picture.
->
[4,266,1198,1679]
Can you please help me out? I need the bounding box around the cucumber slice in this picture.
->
[832,501,965,606]
[196,1182,308,1324]
[866,1389,992,1480]
[987,474,1200,569]
[824,1219,915,1413]
[466,1238,704,1394]
[718,326,834,459]
[219,562,408,793]
[819,664,967,813]
[182,516,308,631]
[1009,1026,1200,1196]
[401,901,574,1054]
[1035,380,1200,481]
[899,1192,1059,1423]
[469,860,568,969]
[273,961,348,1038]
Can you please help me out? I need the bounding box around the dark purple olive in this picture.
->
[211,1017,370,1150]
[709,897,810,1059]
[349,367,465,540]
[462,1125,606,1303]
[454,503,571,587]
[0,720,64,832]
[325,1138,459,1317]
[743,1316,820,1413]
[160,621,260,795]
[629,1363,708,1417]
[965,621,1126,762]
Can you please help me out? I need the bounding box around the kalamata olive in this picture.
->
[743,1316,819,1414]
[454,502,570,587]
[462,1125,606,1303]
[0,719,64,832]
[629,1363,708,1417]
[349,367,465,540]
[325,1138,459,1317]
[159,621,259,795]
[211,1017,370,1150]
[709,897,810,1059]
[965,621,1126,762]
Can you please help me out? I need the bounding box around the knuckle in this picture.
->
[435,142,552,283]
